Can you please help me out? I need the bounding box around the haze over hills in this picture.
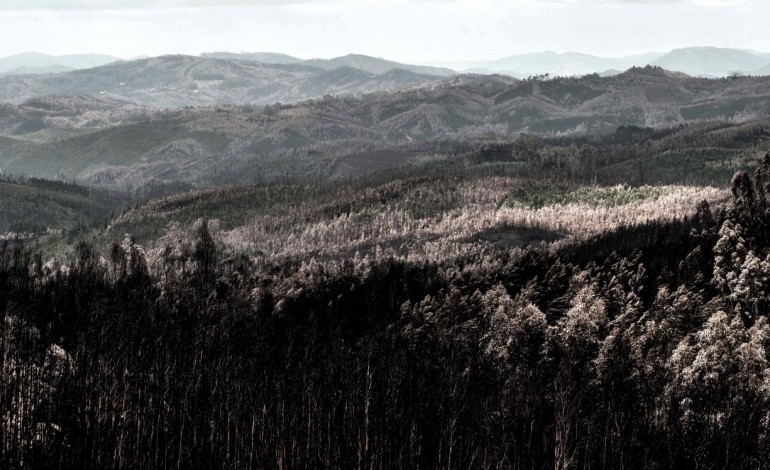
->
[2,46,770,110]
[201,52,303,64]
[2,46,769,87]
[2,66,770,192]
[1,47,769,193]
[300,54,456,77]
[197,47,770,78]
[203,52,456,76]
[0,64,76,76]
[0,55,447,107]
[651,47,770,77]
[428,47,770,78]
[0,52,122,74]
[7,0,770,464]
[474,52,665,77]
[754,63,770,76]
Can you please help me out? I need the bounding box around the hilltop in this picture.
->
[0,52,121,74]
[0,175,122,235]
[1,67,770,191]
[651,47,770,77]
[0,54,447,107]
[430,47,770,78]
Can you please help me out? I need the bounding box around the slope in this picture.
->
[2,68,770,190]
[0,52,121,74]
[301,53,456,76]
[652,47,770,77]
[0,55,446,107]
[0,176,122,234]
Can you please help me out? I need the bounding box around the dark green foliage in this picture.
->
[193,220,216,284]
[0,175,124,233]
[506,183,665,209]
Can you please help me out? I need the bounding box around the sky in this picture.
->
[0,0,766,62]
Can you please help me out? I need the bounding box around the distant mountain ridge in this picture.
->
[4,47,770,82]
[753,63,770,76]
[1,47,770,109]
[0,54,448,107]
[428,47,770,78]
[484,51,665,77]
[0,64,75,76]
[202,52,457,77]
[0,52,122,74]
[212,47,770,78]
[300,53,456,77]
[651,47,769,77]
[3,67,770,190]
[201,52,303,65]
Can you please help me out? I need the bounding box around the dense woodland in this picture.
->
[3,152,770,468]
[0,174,123,235]
[3,59,770,469]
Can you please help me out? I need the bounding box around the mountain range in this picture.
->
[203,52,456,76]
[2,46,769,84]
[442,51,664,78]
[2,47,770,109]
[651,47,769,77]
[200,48,770,78]
[0,55,446,107]
[2,66,770,191]
[1,46,770,194]
[0,52,121,75]
[429,47,770,78]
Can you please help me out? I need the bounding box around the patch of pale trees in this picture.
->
[121,177,726,266]
[6,158,770,467]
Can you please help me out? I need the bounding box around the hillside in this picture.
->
[652,47,770,77]
[7,148,769,469]
[0,52,121,74]
[95,173,725,261]
[0,94,162,135]
[0,176,122,234]
[201,51,303,64]
[200,52,456,77]
[0,55,446,107]
[301,53,456,76]
[431,47,770,78]
[1,68,770,191]
[484,51,663,77]
[753,63,770,76]
[6,46,770,470]
[1,64,76,76]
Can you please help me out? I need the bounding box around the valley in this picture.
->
[3,44,770,470]
[1,65,769,196]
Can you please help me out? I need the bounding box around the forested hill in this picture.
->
[0,54,448,107]
[3,157,770,468]
[2,68,770,191]
[0,174,122,234]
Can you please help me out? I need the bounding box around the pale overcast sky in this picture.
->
[0,0,766,61]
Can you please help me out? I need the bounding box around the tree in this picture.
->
[731,171,756,220]
[193,219,217,284]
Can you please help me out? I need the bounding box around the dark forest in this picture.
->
[4,154,770,469]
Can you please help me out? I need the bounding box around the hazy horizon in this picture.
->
[0,0,766,63]
[3,46,766,63]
